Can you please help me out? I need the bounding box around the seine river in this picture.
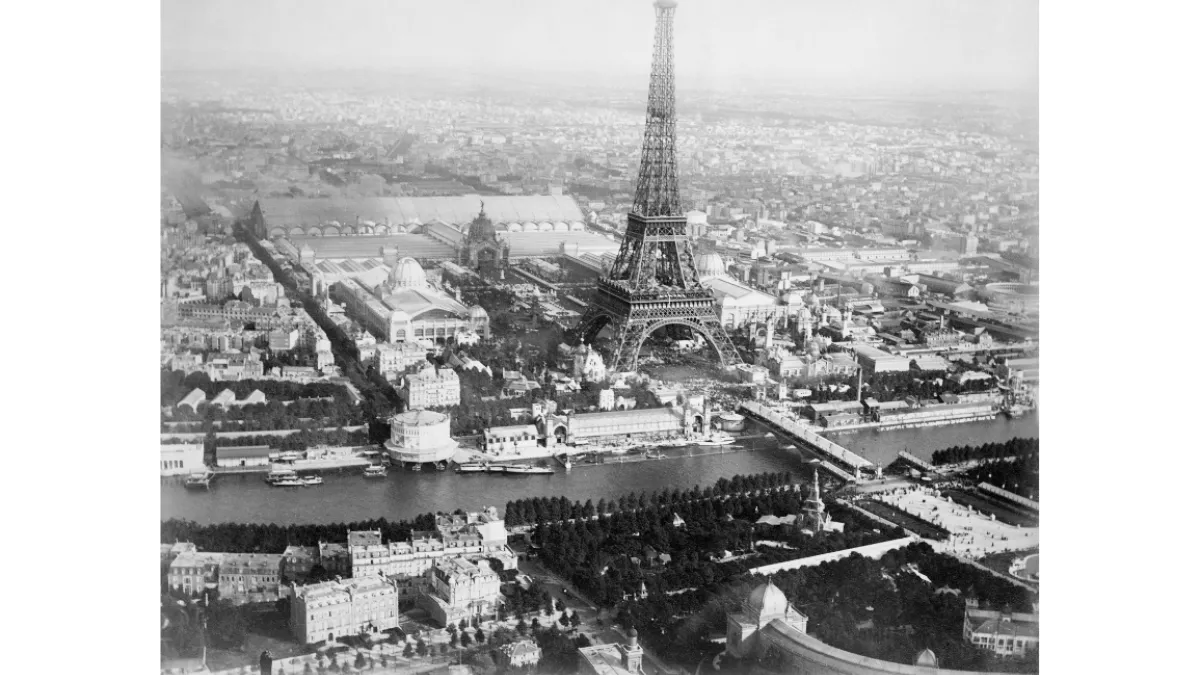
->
[161,413,1037,525]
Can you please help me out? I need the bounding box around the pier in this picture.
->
[738,401,880,481]
[896,450,938,475]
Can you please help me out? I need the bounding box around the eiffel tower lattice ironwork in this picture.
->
[573,0,742,373]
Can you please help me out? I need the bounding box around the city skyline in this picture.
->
[161,0,1039,92]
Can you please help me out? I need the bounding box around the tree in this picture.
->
[555,599,566,612]
[416,641,428,657]
[403,643,414,658]
[460,632,473,647]
[449,633,459,648]
[475,628,485,644]
[516,618,528,635]
[558,613,571,628]
[459,618,470,633]
[206,600,247,649]
[354,652,366,669]
[569,612,582,629]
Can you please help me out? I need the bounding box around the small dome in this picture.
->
[391,309,411,323]
[784,290,806,304]
[390,257,426,288]
[696,253,725,279]
[469,305,488,318]
[746,579,788,618]
[914,649,938,668]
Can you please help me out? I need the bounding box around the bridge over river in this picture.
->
[738,401,881,482]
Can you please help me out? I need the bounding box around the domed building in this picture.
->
[385,410,459,468]
[721,578,1002,674]
[695,252,726,280]
[329,256,490,346]
[690,253,804,329]
[389,257,427,289]
[725,578,809,660]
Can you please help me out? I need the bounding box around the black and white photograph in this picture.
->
[13,0,1191,673]
[156,1,1043,673]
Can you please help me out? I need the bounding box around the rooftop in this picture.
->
[577,644,633,675]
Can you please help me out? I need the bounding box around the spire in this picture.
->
[632,0,682,217]
[812,466,820,503]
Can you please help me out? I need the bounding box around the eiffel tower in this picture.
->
[574,0,742,373]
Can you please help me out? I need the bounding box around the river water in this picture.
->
[161,413,1037,525]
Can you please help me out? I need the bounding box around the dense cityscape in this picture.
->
[160,2,1039,674]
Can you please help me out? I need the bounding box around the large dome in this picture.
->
[696,253,725,279]
[391,257,427,288]
[746,579,789,618]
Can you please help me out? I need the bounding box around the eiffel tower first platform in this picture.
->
[573,0,742,373]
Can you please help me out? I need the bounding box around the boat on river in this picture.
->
[184,472,214,490]
[265,469,299,485]
[363,465,388,478]
[301,475,323,486]
[697,434,736,447]
[456,462,488,473]
[503,464,554,475]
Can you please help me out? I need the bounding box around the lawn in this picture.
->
[206,604,314,672]
[856,500,950,540]
[943,489,1039,528]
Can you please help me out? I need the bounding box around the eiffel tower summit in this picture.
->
[573,0,743,373]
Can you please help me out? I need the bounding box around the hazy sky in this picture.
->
[162,0,1038,91]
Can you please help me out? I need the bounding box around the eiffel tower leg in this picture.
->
[609,320,647,373]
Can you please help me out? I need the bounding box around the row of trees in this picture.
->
[161,370,350,409]
[164,397,363,433]
[160,514,440,553]
[931,437,1038,465]
[235,223,401,423]
[532,485,898,606]
[503,471,796,527]
[162,426,372,454]
[965,453,1039,501]
[864,368,996,404]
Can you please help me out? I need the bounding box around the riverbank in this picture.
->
[163,415,1037,525]
[819,411,998,435]
[447,433,773,464]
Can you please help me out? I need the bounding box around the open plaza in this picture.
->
[876,485,1038,559]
